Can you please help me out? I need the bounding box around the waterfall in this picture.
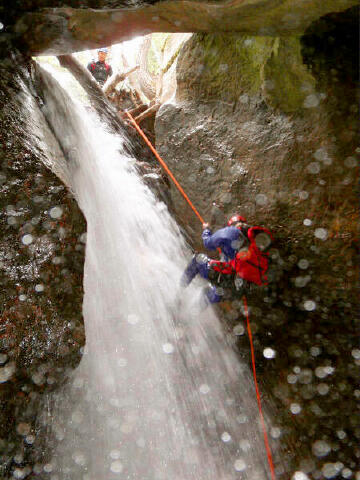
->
[35,65,276,480]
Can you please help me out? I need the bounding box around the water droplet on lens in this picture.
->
[307,162,321,174]
[336,430,346,440]
[21,234,33,245]
[344,156,357,168]
[304,300,316,311]
[304,94,320,108]
[221,431,231,442]
[292,472,310,480]
[290,403,301,414]
[263,347,276,359]
[110,460,123,473]
[317,383,329,395]
[44,463,53,473]
[351,349,360,359]
[233,324,245,336]
[270,427,281,439]
[299,191,309,200]
[310,346,321,356]
[312,440,331,457]
[162,343,174,354]
[322,462,342,478]
[109,450,121,460]
[49,206,63,219]
[255,194,268,205]
[234,458,246,471]
[341,468,352,479]
[298,259,309,269]
[199,384,210,394]
[314,228,328,240]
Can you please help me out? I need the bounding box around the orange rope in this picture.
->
[243,295,276,480]
[125,111,205,225]
[127,110,276,479]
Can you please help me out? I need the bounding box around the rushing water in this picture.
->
[36,65,276,480]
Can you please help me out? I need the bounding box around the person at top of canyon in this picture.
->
[181,214,273,305]
[87,48,113,86]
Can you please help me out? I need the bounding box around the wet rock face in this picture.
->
[0,53,86,476]
[156,9,359,477]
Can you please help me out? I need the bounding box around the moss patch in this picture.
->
[177,33,275,102]
[263,36,316,112]
[177,33,317,113]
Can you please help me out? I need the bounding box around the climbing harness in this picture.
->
[126,110,276,479]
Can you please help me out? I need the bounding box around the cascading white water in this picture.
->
[37,65,277,480]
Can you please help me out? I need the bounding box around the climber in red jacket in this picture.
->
[181,214,273,304]
[87,48,113,86]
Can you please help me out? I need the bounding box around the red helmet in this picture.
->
[227,214,247,226]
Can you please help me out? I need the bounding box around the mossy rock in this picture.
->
[263,37,316,112]
[176,33,275,102]
[177,33,317,113]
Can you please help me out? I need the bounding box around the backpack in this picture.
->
[231,226,273,286]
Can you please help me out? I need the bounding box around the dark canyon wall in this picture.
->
[0,54,86,478]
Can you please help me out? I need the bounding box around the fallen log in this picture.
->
[103,65,140,97]
[135,102,160,124]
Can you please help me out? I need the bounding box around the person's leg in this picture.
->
[203,284,224,304]
[181,253,210,287]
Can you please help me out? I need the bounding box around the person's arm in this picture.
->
[87,62,93,73]
[202,227,230,251]
[202,228,215,250]
[108,65,113,77]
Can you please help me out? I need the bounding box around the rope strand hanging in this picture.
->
[126,110,276,479]
[125,111,205,225]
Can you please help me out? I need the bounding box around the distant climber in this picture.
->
[87,48,113,86]
[181,214,273,305]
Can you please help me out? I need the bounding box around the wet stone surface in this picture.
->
[155,12,359,478]
[0,53,86,477]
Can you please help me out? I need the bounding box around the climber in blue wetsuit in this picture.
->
[181,214,249,303]
[181,214,273,305]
